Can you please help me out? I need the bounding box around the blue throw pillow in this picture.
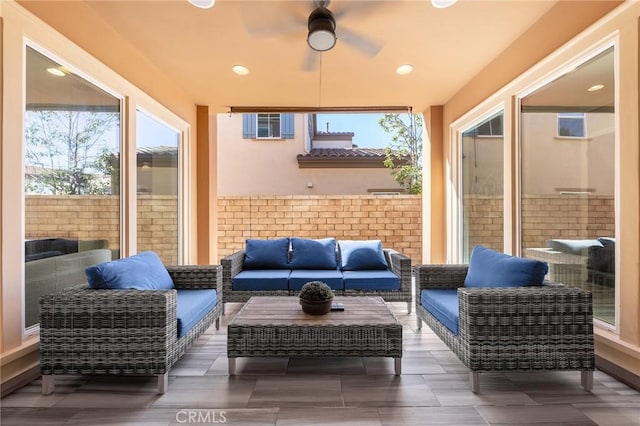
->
[338,240,388,271]
[243,238,290,269]
[289,238,337,269]
[464,245,548,288]
[85,251,175,290]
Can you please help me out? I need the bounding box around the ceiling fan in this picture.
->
[245,0,383,71]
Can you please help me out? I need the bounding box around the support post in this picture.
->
[581,370,593,392]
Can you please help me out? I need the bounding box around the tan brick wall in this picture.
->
[26,194,613,267]
[217,195,423,265]
[25,195,178,264]
[521,195,615,248]
[464,194,615,252]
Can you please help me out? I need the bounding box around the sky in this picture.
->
[315,113,396,149]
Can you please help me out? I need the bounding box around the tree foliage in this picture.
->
[378,113,423,194]
[25,110,118,195]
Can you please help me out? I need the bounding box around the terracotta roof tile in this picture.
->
[299,148,387,159]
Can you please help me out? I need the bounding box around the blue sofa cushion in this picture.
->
[464,245,548,288]
[421,289,459,335]
[289,269,344,290]
[176,289,218,338]
[547,238,602,255]
[232,269,290,291]
[290,238,338,269]
[343,270,399,290]
[243,238,290,270]
[338,240,388,271]
[85,251,175,290]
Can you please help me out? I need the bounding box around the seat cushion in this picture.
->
[243,238,290,269]
[232,269,290,291]
[85,251,175,290]
[464,245,548,288]
[342,270,399,290]
[338,240,388,271]
[289,269,344,290]
[547,238,602,255]
[421,289,459,336]
[176,289,218,338]
[289,238,338,269]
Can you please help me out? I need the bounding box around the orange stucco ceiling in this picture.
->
[18,0,621,113]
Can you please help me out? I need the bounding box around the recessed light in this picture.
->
[188,0,215,9]
[587,84,605,92]
[232,65,249,76]
[46,67,66,77]
[396,64,413,75]
[431,0,457,8]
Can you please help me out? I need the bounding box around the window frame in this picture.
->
[256,113,282,139]
[556,112,587,138]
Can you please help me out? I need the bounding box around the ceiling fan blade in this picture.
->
[337,27,382,57]
[302,49,320,72]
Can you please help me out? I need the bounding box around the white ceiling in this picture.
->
[21,0,590,112]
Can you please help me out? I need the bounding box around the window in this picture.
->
[460,111,505,262]
[242,113,295,139]
[557,112,586,137]
[465,114,503,137]
[257,113,281,138]
[24,47,121,330]
[136,110,180,264]
[521,47,615,325]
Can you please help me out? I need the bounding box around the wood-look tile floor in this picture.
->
[2,302,639,426]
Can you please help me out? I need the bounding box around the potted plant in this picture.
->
[299,281,334,315]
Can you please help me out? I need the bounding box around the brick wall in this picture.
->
[25,195,178,264]
[26,194,614,267]
[464,194,615,251]
[217,195,423,264]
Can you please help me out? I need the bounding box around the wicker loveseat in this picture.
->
[39,260,223,395]
[414,247,595,393]
[221,238,412,313]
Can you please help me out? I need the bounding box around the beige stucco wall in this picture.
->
[216,113,403,195]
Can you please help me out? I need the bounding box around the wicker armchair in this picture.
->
[221,248,412,312]
[414,264,595,392]
[39,265,223,395]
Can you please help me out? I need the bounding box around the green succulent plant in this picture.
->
[299,281,334,301]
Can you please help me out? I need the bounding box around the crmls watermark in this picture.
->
[176,409,227,424]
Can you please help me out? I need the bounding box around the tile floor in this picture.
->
[2,302,639,426]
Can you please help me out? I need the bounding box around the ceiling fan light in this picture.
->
[188,0,215,9]
[307,7,337,52]
[308,28,336,52]
[431,0,457,8]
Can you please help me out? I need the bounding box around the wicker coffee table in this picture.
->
[227,296,402,375]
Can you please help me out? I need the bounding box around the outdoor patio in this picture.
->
[2,300,639,426]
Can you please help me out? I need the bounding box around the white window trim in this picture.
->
[556,112,587,138]
[256,113,282,139]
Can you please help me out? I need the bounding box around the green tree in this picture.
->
[25,110,118,195]
[378,113,423,194]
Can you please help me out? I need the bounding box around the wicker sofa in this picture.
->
[39,263,223,395]
[414,251,595,393]
[221,238,412,312]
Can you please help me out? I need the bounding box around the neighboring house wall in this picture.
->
[461,112,614,196]
[521,112,614,196]
[217,113,401,195]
